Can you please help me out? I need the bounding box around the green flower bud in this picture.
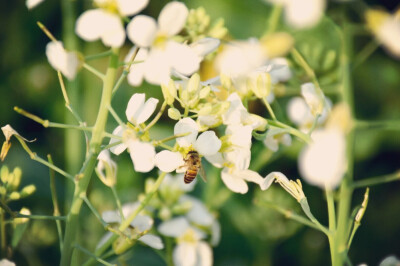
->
[188,73,201,94]
[0,186,6,196]
[159,206,172,221]
[248,73,271,98]
[198,103,212,116]
[161,79,176,105]
[20,184,36,197]
[168,108,181,120]
[171,201,192,215]
[0,165,9,183]
[145,178,156,194]
[10,167,22,190]
[9,191,20,200]
[199,86,211,99]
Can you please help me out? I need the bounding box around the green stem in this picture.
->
[267,120,311,144]
[299,198,330,236]
[291,48,321,90]
[256,200,321,231]
[112,47,139,96]
[165,237,174,266]
[83,63,105,80]
[85,50,112,61]
[73,244,116,266]
[111,186,124,220]
[107,105,125,126]
[335,23,355,266]
[0,209,6,257]
[352,40,379,70]
[352,171,400,189]
[16,214,67,221]
[326,189,337,266]
[143,101,168,131]
[60,48,120,266]
[262,97,277,121]
[81,196,108,227]
[355,120,400,131]
[265,4,283,35]
[48,155,64,251]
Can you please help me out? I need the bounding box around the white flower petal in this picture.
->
[2,125,19,141]
[126,48,148,86]
[174,118,199,147]
[136,97,159,124]
[204,152,224,168]
[109,126,127,155]
[26,0,44,9]
[239,169,264,184]
[194,131,221,156]
[173,243,197,266]
[102,210,120,223]
[190,38,220,57]
[155,151,184,172]
[46,41,80,80]
[127,15,157,47]
[226,124,253,149]
[211,220,221,246]
[158,1,188,36]
[287,97,312,126]
[128,140,155,172]
[117,0,149,16]
[181,195,213,226]
[285,0,326,29]
[222,93,248,125]
[197,241,213,266]
[167,42,201,76]
[96,232,113,250]
[0,259,16,266]
[269,57,292,83]
[260,172,277,190]
[224,148,251,171]
[143,49,172,85]
[139,234,164,250]
[301,82,325,116]
[158,217,190,237]
[299,128,346,189]
[100,15,126,47]
[131,215,153,232]
[221,168,248,194]
[126,93,145,124]
[378,17,400,57]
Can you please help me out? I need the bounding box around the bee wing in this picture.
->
[199,164,207,183]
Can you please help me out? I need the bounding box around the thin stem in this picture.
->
[112,47,139,96]
[85,50,112,61]
[111,186,124,220]
[48,155,64,252]
[16,214,67,221]
[355,120,400,131]
[143,101,168,131]
[165,237,174,266]
[37,22,57,42]
[256,200,321,231]
[73,244,116,266]
[265,4,283,35]
[299,198,331,236]
[107,105,125,127]
[81,196,108,227]
[267,120,311,144]
[83,63,105,80]
[291,48,321,90]
[58,71,71,105]
[352,171,400,189]
[152,132,191,146]
[326,189,337,266]
[352,40,379,70]
[15,136,74,181]
[262,97,277,121]
[0,209,6,257]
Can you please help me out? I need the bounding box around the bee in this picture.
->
[181,150,207,184]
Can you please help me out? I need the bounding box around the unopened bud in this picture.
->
[20,184,36,197]
[161,79,176,105]
[188,74,201,94]
[355,188,369,223]
[9,191,20,200]
[159,206,172,221]
[1,165,9,183]
[199,86,211,99]
[168,108,181,120]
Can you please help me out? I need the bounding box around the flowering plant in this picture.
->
[1,0,400,265]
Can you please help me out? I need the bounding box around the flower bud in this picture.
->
[1,166,9,184]
[9,191,20,200]
[14,207,31,224]
[248,73,272,98]
[199,86,211,99]
[9,167,22,191]
[20,184,36,197]
[168,108,181,120]
[159,206,172,221]
[161,79,177,105]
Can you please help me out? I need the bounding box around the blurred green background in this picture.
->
[1,0,400,265]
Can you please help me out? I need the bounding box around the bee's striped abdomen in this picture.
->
[184,168,198,184]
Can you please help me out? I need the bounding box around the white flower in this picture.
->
[0,259,16,266]
[301,82,328,117]
[26,0,44,9]
[46,41,80,80]
[100,202,164,250]
[160,173,196,193]
[261,172,305,202]
[376,15,400,58]
[128,140,156,173]
[96,150,117,187]
[284,0,326,29]
[158,217,213,266]
[126,2,212,85]
[174,118,221,156]
[180,195,214,226]
[221,168,264,194]
[126,93,159,126]
[299,128,346,189]
[263,128,292,152]
[76,0,149,47]
[155,151,183,173]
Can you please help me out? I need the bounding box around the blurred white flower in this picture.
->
[46,41,80,80]
[180,195,214,226]
[100,202,164,250]
[374,14,400,58]
[76,0,149,47]
[26,0,44,9]
[0,259,16,266]
[126,2,216,85]
[96,150,117,187]
[160,173,196,193]
[299,128,346,189]
[263,128,292,152]
[284,0,326,29]
[158,217,213,266]
[301,82,329,117]
[379,255,400,266]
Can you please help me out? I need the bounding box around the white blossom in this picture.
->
[376,15,400,58]
[26,0,44,9]
[46,41,80,80]
[299,128,346,189]
[0,259,16,266]
[76,0,149,47]
[96,150,117,187]
[126,93,159,126]
[263,128,292,152]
